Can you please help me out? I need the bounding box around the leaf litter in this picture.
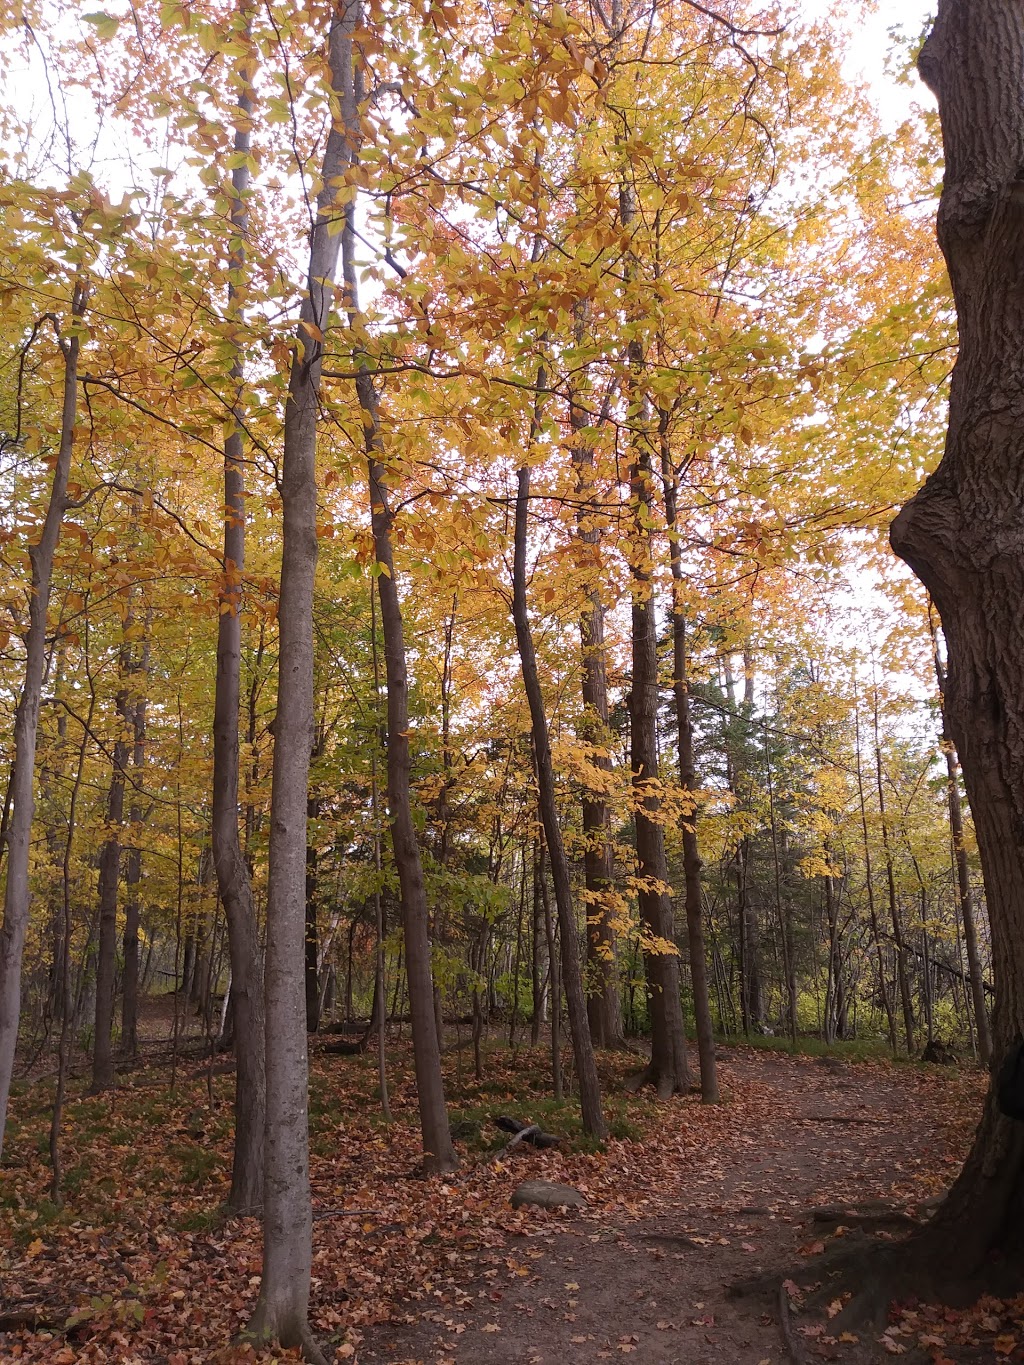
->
[0,1040,1003,1363]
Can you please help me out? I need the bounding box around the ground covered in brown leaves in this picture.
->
[0,1018,1007,1364]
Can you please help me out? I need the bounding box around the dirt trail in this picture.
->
[355,1050,962,1365]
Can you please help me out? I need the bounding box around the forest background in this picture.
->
[0,0,989,1353]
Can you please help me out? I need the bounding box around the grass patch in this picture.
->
[719,1032,896,1062]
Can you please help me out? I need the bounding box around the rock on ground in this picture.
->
[511,1180,585,1210]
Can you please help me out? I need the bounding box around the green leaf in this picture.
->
[83,11,119,39]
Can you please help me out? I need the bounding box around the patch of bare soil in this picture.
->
[353,1048,975,1365]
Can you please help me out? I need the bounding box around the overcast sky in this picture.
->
[838,1,936,123]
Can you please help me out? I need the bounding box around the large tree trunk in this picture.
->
[211,10,266,1217]
[514,458,606,1138]
[247,7,355,1357]
[889,0,1024,1275]
[0,285,83,1158]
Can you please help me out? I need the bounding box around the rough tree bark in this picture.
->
[211,6,266,1217]
[888,0,1024,1277]
[246,6,355,1356]
[0,285,85,1159]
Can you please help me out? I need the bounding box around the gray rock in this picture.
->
[511,1179,585,1210]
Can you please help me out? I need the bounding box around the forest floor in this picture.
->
[0,1003,1016,1363]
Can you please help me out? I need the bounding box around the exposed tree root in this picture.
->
[239,1321,330,1365]
[731,1218,1024,1339]
[777,1282,810,1365]
[811,1200,928,1231]
[624,1063,687,1098]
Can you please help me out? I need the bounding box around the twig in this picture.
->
[312,1208,383,1221]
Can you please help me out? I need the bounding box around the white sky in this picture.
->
[841,1,936,123]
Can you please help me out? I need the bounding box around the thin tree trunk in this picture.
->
[933,631,991,1065]
[531,839,546,1046]
[305,789,321,1033]
[50,654,95,1202]
[0,288,85,1156]
[569,315,622,1049]
[538,843,563,1101]
[121,611,149,1061]
[91,569,135,1090]
[661,425,718,1100]
[765,719,797,1048]
[628,438,690,1098]
[211,9,266,1215]
[873,687,915,1054]
[247,8,355,1356]
[854,699,897,1051]
[338,82,456,1173]
[513,447,606,1136]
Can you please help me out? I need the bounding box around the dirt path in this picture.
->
[353,1049,965,1365]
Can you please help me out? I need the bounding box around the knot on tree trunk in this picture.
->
[890,481,963,609]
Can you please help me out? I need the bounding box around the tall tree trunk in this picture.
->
[432,596,458,1051]
[247,8,355,1357]
[765,720,797,1048]
[531,838,547,1045]
[854,700,897,1051]
[50,676,94,1203]
[889,0,1024,1274]
[211,8,266,1216]
[661,425,718,1101]
[121,623,149,1060]
[0,285,84,1158]
[569,314,622,1049]
[873,687,915,1054]
[91,726,126,1089]
[338,49,456,1174]
[628,433,690,1097]
[514,456,606,1137]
